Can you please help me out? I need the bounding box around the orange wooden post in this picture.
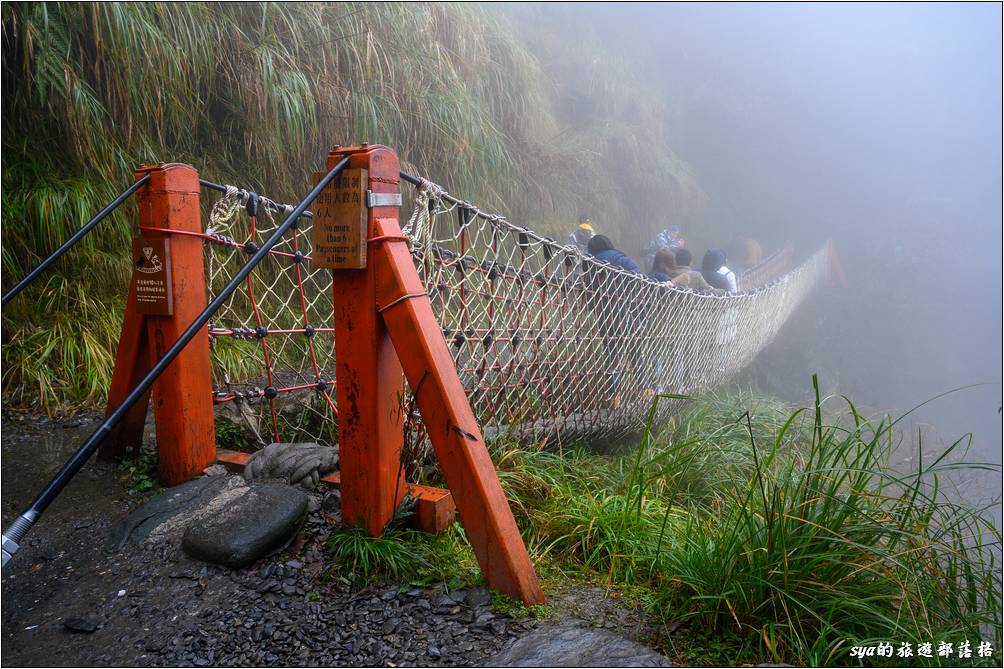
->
[330,144,544,605]
[102,163,216,485]
[330,147,408,536]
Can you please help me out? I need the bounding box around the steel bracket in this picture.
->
[367,190,402,208]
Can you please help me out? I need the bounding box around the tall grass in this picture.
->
[652,380,1001,665]
[485,382,1001,666]
[2,2,702,413]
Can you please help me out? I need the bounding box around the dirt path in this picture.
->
[1,414,661,667]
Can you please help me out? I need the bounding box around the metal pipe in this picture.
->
[1,156,350,569]
[198,179,314,219]
[198,178,227,193]
[1,175,151,307]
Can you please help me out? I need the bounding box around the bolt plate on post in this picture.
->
[366,190,402,208]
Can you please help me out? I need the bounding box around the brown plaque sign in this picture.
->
[311,168,368,269]
[131,236,173,316]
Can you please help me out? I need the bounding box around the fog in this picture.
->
[530,3,1002,506]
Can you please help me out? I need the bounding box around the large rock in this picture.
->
[181,482,308,568]
[109,474,309,569]
[107,474,238,551]
[485,622,672,667]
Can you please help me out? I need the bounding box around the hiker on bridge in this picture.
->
[664,248,717,292]
[701,248,738,293]
[587,234,642,274]
[647,248,678,285]
[569,216,596,254]
[650,248,717,292]
[584,233,644,409]
[642,225,684,272]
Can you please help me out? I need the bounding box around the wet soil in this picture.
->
[1,413,661,667]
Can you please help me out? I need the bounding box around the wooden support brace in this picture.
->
[327,145,544,606]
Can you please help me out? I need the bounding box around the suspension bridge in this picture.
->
[1,144,833,605]
[198,169,828,449]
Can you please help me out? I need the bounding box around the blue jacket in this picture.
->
[593,248,641,274]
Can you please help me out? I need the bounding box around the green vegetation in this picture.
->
[118,447,160,494]
[325,523,480,588]
[325,383,1002,666]
[214,416,262,453]
[2,2,700,414]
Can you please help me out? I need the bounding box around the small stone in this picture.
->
[117,589,127,597]
[473,611,495,628]
[321,490,341,511]
[63,617,99,633]
[467,588,490,608]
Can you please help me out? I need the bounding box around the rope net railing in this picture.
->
[403,183,828,445]
[196,188,337,448]
[738,242,795,291]
[194,178,829,453]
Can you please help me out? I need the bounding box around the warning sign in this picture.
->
[311,168,368,269]
[131,236,173,316]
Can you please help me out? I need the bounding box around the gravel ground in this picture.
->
[1,413,657,667]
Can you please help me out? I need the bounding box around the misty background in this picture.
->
[519,2,1002,508]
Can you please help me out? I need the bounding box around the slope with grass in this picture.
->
[327,382,1002,666]
[1,2,702,414]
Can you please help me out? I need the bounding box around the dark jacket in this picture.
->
[701,249,732,291]
[593,248,641,274]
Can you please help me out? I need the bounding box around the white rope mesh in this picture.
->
[198,179,829,452]
[738,242,795,291]
[409,184,829,443]
[204,190,337,448]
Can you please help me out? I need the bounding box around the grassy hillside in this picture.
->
[1,2,702,413]
[323,385,1003,666]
